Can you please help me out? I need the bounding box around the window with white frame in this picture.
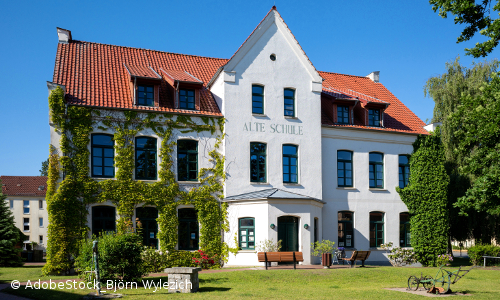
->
[39,235,43,245]
[39,218,43,227]
[23,218,30,232]
[10,200,14,209]
[23,200,29,214]
[39,200,43,209]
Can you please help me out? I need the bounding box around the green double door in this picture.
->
[278,216,299,252]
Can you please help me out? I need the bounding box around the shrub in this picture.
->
[310,240,336,256]
[75,231,146,283]
[468,244,500,266]
[387,247,417,267]
[436,254,453,266]
[0,186,25,267]
[165,250,199,268]
[192,250,218,269]
[256,239,282,252]
[142,247,168,273]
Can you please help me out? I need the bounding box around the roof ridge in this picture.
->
[319,70,372,80]
[69,39,230,62]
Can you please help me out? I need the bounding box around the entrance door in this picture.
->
[136,207,158,249]
[278,216,299,251]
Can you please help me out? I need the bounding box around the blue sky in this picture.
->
[1,0,498,176]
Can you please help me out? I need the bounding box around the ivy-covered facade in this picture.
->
[45,7,430,272]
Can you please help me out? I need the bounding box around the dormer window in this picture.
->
[124,64,161,108]
[137,85,154,106]
[160,69,203,111]
[369,109,381,127]
[179,89,195,110]
[337,106,349,124]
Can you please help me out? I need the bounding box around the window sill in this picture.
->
[91,177,116,180]
[284,116,298,119]
[283,183,301,186]
[337,187,356,190]
[237,250,257,253]
[369,188,388,191]
[252,113,268,118]
[250,182,270,185]
[178,181,201,184]
[136,179,159,182]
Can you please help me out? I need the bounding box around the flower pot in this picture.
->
[322,253,332,268]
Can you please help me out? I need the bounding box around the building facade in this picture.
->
[48,7,427,266]
[1,176,48,251]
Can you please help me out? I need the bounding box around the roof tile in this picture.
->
[1,176,48,197]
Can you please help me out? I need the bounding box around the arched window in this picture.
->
[91,134,114,178]
[92,206,116,236]
[400,212,411,247]
[370,212,384,247]
[369,152,384,188]
[178,208,199,250]
[239,218,255,250]
[177,140,198,181]
[283,144,298,183]
[399,155,410,188]
[337,150,353,187]
[250,142,266,182]
[252,85,264,114]
[135,137,157,180]
[338,211,354,248]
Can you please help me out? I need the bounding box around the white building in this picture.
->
[48,7,427,265]
[1,176,48,252]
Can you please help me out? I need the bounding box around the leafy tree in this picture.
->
[425,58,500,244]
[397,132,449,266]
[0,180,25,267]
[448,71,500,216]
[40,158,49,176]
[430,0,500,57]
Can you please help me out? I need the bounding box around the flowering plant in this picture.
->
[436,254,453,266]
[192,250,218,269]
[337,247,345,251]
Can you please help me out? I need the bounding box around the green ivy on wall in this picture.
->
[396,130,449,267]
[43,86,234,275]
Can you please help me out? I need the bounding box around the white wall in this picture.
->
[6,197,48,251]
[322,127,417,261]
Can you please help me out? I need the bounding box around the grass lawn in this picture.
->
[1,263,499,299]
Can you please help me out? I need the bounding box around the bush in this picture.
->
[468,244,500,266]
[256,239,282,252]
[436,254,453,266]
[142,247,168,273]
[75,231,146,283]
[310,240,336,256]
[387,248,417,267]
[192,250,218,269]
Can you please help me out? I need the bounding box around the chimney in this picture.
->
[366,71,380,83]
[57,27,72,44]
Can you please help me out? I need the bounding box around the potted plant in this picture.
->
[311,240,336,268]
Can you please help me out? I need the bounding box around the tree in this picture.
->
[40,158,49,176]
[0,180,25,267]
[430,0,500,57]
[425,58,500,244]
[448,71,500,216]
[397,132,449,266]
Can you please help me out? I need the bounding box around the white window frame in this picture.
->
[23,200,30,214]
[39,217,43,228]
[23,218,30,232]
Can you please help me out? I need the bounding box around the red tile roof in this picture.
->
[53,41,227,116]
[53,32,425,134]
[1,176,48,197]
[320,71,427,134]
[160,69,202,84]
[124,64,161,79]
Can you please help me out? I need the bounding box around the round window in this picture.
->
[270,54,276,61]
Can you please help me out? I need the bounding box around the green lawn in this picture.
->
[1,264,499,299]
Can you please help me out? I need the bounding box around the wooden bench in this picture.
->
[257,252,304,270]
[342,250,371,268]
[482,256,500,267]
